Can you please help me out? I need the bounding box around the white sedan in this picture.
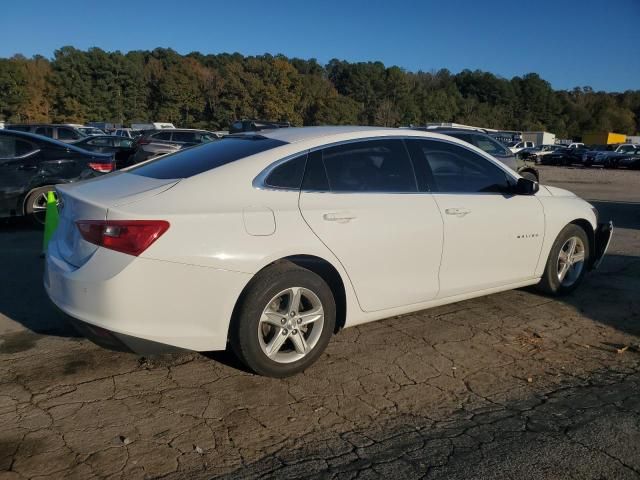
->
[45,127,612,377]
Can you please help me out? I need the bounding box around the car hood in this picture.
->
[543,185,578,197]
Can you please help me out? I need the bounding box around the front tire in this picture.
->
[537,224,590,295]
[230,262,336,377]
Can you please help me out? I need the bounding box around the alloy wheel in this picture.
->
[257,287,325,364]
[556,236,586,287]
[31,190,57,225]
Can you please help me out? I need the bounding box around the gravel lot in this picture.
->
[1,166,639,480]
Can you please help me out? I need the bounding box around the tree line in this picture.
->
[0,46,638,139]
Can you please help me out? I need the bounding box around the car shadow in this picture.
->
[0,217,79,337]
[589,200,640,231]
[526,253,640,338]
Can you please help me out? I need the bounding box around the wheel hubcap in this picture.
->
[31,191,57,224]
[557,236,586,287]
[258,287,325,364]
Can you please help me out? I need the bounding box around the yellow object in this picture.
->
[582,132,627,145]
[42,190,59,253]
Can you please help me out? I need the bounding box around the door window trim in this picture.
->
[252,136,518,193]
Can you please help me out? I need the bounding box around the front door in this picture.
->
[406,138,545,298]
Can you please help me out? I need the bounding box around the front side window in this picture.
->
[116,138,134,148]
[320,139,417,193]
[172,131,197,143]
[58,128,80,140]
[471,134,511,157]
[407,139,511,194]
[152,131,173,141]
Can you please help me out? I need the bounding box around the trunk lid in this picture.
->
[55,172,178,267]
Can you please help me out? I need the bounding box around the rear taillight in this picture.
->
[137,138,151,145]
[76,220,169,256]
[89,162,114,173]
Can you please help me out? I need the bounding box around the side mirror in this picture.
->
[514,177,539,195]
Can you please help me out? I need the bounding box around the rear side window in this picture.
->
[408,139,511,194]
[0,136,36,158]
[130,136,287,179]
[152,131,173,141]
[321,139,417,193]
[265,154,307,189]
[35,126,53,137]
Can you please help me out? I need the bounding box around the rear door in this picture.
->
[0,135,41,215]
[407,138,544,298]
[299,138,443,313]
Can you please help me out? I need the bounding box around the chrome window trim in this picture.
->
[252,135,519,194]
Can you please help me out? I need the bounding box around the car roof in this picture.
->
[0,129,99,152]
[251,126,398,144]
[7,123,82,127]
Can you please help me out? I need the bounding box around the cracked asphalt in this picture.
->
[1,166,640,479]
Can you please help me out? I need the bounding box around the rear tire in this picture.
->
[24,186,56,226]
[230,262,336,377]
[537,224,590,295]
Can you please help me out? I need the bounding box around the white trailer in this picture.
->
[522,131,556,147]
[131,122,175,130]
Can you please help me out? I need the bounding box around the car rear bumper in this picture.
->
[44,239,252,352]
[591,221,613,269]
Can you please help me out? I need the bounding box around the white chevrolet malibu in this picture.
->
[45,127,612,377]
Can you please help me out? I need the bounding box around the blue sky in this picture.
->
[2,0,638,92]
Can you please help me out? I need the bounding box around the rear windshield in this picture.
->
[129,136,287,179]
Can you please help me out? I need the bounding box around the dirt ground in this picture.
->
[1,165,639,479]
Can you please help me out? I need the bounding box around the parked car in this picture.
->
[44,127,612,377]
[526,144,565,162]
[72,135,137,169]
[508,141,535,154]
[0,130,114,224]
[229,119,291,134]
[77,126,106,136]
[112,128,141,139]
[614,147,640,169]
[131,122,175,130]
[6,123,88,143]
[540,146,590,166]
[412,126,539,181]
[131,128,221,163]
[582,143,639,168]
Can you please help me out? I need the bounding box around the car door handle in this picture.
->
[323,212,356,223]
[445,208,471,217]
